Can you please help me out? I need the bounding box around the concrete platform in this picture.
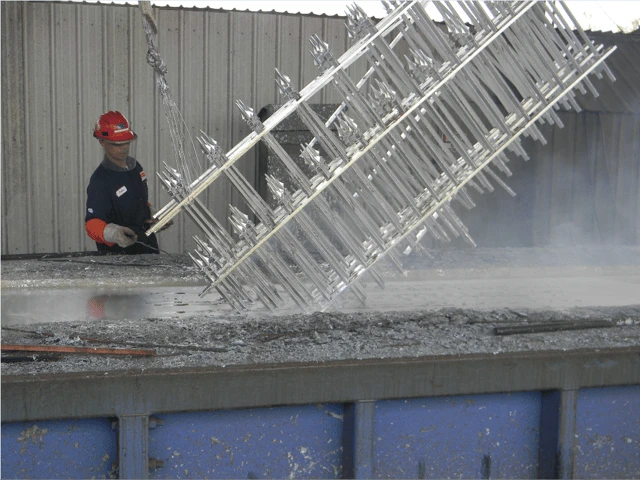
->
[2,246,639,377]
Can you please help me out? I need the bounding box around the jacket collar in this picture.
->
[101,156,136,172]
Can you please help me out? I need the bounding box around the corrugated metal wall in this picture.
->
[451,111,640,248]
[2,2,639,255]
[1,1,369,255]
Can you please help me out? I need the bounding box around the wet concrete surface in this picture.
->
[2,247,639,376]
[1,286,225,326]
[2,266,640,326]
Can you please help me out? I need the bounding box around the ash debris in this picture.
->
[3,305,640,376]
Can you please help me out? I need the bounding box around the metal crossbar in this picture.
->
[140,0,616,312]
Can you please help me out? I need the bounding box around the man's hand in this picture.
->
[103,223,137,248]
[145,216,174,232]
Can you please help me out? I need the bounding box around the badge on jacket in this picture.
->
[116,186,127,197]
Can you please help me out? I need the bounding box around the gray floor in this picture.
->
[2,247,639,376]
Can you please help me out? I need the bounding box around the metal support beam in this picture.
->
[118,414,149,480]
[343,400,375,478]
[538,391,561,479]
[557,389,578,479]
[537,389,579,479]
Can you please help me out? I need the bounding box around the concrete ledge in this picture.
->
[3,347,640,422]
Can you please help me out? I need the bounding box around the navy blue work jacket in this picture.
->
[85,156,159,254]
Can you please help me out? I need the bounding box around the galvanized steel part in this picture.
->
[141,0,617,313]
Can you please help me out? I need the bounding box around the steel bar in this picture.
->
[494,320,614,336]
[1,344,156,357]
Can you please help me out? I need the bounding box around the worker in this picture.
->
[85,111,171,254]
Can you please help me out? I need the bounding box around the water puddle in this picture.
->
[1,286,230,326]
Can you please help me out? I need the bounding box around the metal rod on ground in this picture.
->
[493,320,615,336]
[1,344,156,356]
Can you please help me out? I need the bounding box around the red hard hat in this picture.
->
[93,111,137,142]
